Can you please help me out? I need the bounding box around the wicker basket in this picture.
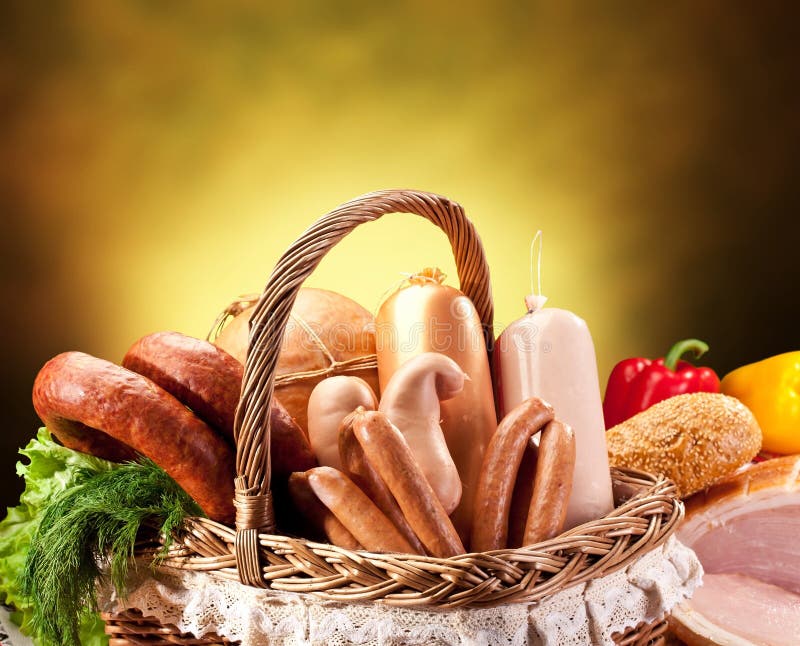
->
[102,189,685,644]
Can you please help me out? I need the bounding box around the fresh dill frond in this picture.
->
[20,458,203,646]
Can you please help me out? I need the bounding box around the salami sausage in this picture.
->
[122,331,242,441]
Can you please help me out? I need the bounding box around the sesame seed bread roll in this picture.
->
[606,392,762,498]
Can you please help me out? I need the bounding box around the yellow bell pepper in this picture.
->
[721,351,800,454]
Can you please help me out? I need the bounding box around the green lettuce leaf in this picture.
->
[0,428,114,645]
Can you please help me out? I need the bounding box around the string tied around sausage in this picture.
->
[208,295,378,387]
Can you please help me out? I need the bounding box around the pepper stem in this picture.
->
[663,338,710,371]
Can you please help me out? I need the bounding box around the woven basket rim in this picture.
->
[156,466,682,609]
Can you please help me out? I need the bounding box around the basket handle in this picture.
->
[233,189,493,586]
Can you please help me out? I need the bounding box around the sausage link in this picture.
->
[32,351,235,523]
[287,472,362,550]
[338,411,426,554]
[471,397,554,552]
[352,410,464,557]
[507,438,538,549]
[523,420,576,545]
[305,467,415,554]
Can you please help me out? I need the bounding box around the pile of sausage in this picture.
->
[32,335,576,555]
[298,352,576,556]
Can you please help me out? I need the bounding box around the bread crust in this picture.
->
[606,393,762,497]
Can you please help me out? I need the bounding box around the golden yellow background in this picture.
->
[2,2,798,506]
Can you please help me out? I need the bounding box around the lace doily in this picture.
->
[100,536,702,646]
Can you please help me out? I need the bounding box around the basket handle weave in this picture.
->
[233,189,493,586]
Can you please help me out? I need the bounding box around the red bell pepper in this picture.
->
[602,338,721,429]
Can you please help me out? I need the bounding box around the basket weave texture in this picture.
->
[106,190,684,642]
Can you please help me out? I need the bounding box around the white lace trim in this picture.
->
[100,536,702,646]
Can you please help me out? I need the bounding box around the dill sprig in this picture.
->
[19,458,203,646]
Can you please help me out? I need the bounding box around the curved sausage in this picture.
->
[122,331,242,442]
[338,410,426,554]
[307,376,378,470]
[523,420,576,545]
[471,398,554,552]
[32,351,235,523]
[123,331,316,477]
[268,402,318,478]
[287,471,362,550]
[378,353,464,514]
[305,467,414,554]
[507,438,538,549]
[352,410,464,557]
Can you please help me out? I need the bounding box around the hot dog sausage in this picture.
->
[287,471,362,550]
[352,410,464,557]
[305,466,415,554]
[471,398,554,552]
[523,420,576,545]
[507,438,538,549]
[338,410,426,554]
[32,351,235,523]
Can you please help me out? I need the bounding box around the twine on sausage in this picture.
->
[207,294,261,343]
[272,312,378,386]
[232,189,493,587]
[208,298,378,387]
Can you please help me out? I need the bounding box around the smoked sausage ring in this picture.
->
[122,331,242,442]
[32,351,236,523]
[122,331,316,478]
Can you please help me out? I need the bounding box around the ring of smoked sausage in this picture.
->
[122,331,316,478]
[32,351,236,523]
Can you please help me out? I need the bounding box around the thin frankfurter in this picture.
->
[305,467,414,554]
[338,410,426,554]
[352,410,465,557]
[471,398,554,552]
[523,420,576,545]
[287,471,362,550]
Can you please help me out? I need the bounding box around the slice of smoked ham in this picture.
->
[672,574,800,645]
[670,455,800,645]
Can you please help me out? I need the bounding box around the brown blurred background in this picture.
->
[1,2,798,510]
